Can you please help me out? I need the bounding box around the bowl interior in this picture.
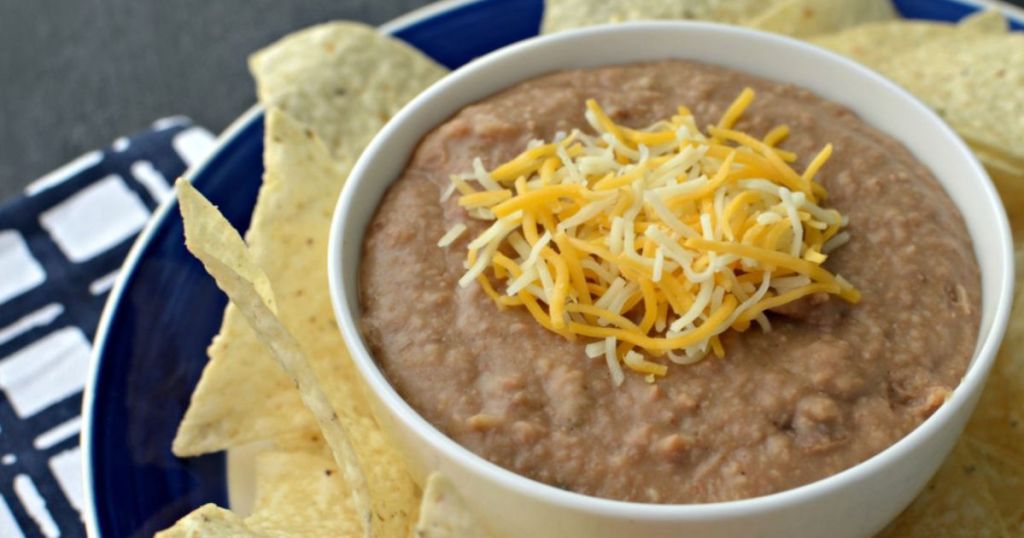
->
[329,21,1013,511]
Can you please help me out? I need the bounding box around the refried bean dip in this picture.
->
[358,60,981,503]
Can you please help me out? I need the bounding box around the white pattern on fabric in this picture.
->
[0,494,26,538]
[0,116,215,537]
[0,231,46,305]
[173,127,216,167]
[38,175,151,263]
[48,448,84,514]
[0,328,91,418]
[14,475,58,538]
[87,270,119,296]
[34,417,81,451]
[152,116,191,130]
[130,160,171,202]
[0,304,64,348]
[24,152,103,196]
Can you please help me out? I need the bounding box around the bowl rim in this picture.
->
[331,20,1016,518]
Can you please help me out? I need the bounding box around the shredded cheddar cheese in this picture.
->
[438,88,859,384]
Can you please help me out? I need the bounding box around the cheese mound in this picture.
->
[439,88,859,384]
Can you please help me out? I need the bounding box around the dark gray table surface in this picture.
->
[2,0,1022,202]
[0,0,432,201]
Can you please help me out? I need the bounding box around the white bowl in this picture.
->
[328,22,1013,538]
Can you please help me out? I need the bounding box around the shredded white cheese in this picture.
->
[438,88,859,382]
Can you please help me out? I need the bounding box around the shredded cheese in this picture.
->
[436,223,467,247]
[439,88,858,382]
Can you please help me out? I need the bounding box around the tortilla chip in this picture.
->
[811,22,948,71]
[179,24,446,466]
[810,21,953,72]
[968,437,1024,534]
[966,244,1024,456]
[245,447,364,536]
[878,439,1008,537]
[879,34,1024,167]
[744,0,895,38]
[414,474,493,538]
[541,0,789,34]
[160,447,361,538]
[249,22,446,165]
[159,436,362,537]
[175,23,446,458]
[176,178,375,536]
[155,504,257,537]
[171,108,340,455]
[958,9,1009,33]
[175,172,422,535]
[809,9,1006,72]
[978,151,1024,234]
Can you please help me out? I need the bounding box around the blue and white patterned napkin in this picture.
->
[0,119,215,538]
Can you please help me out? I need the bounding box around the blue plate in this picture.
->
[81,0,1023,535]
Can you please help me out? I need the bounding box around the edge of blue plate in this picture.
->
[81,0,1022,536]
[81,104,262,538]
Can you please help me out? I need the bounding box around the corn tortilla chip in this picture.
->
[415,474,494,538]
[157,444,360,537]
[745,0,895,38]
[541,0,789,34]
[176,178,374,536]
[878,439,1008,537]
[968,437,1024,534]
[879,34,1024,167]
[811,22,955,71]
[174,106,426,526]
[178,22,445,465]
[958,9,1009,33]
[249,22,446,165]
[978,152,1024,234]
[155,504,257,537]
[809,10,1004,72]
[172,108,342,456]
[175,164,420,535]
[966,245,1024,456]
[175,23,446,458]
[245,447,363,536]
